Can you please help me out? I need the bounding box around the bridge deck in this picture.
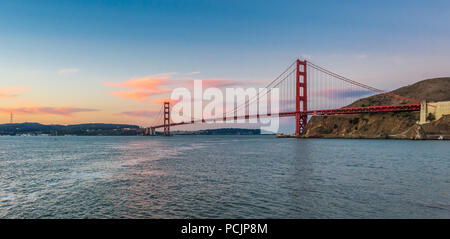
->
[151,104,420,129]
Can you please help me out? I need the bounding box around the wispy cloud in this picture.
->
[58,68,79,75]
[0,86,30,98]
[0,106,98,117]
[111,91,157,102]
[150,97,181,106]
[103,76,171,102]
[103,76,169,91]
[182,78,242,89]
[301,54,313,60]
[355,54,368,60]
[104,71,253,105]
[118,109,161,118]
[314,88,373,98]
[150,78,254,107]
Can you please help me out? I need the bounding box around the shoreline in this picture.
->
[276,133,450,140]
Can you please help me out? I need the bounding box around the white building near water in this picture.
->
[419,100,450,124]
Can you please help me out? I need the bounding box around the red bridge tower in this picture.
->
[163,102,170,136]
[295,59,308,135]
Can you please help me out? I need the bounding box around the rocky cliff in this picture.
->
[304,78,450,139]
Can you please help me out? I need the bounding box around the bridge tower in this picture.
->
[163,102,170,136]
[295,59,308,135]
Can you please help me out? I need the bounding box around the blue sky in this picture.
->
[0,0,449,127]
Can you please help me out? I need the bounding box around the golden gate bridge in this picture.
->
[149,59,420,136]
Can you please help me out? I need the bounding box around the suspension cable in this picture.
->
[150,106,163,127]
[307,61,419,104]
[225,61,297,117]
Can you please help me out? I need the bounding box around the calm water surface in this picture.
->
[0,135,449,218]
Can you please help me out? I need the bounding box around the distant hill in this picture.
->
[347,77,450,107]
[305,77,450,139]
[0,123,140,136]
[0,123,263,136]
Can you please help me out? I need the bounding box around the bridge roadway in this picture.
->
[151,103,420,129]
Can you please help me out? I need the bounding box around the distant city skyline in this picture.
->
[1,0,450,128]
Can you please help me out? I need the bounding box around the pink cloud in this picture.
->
[149,78,253,107]
[104,73,251,104]
[103,76,169,91]
[0,106,98,117]
[0,86,30,98]
[59,68,79,75]
[111,91,157,102]
[150,97,181,106]
[103,76,171,102]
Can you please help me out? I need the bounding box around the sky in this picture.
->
[1,0,450,128]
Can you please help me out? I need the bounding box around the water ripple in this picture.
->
[0,136,449,218]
